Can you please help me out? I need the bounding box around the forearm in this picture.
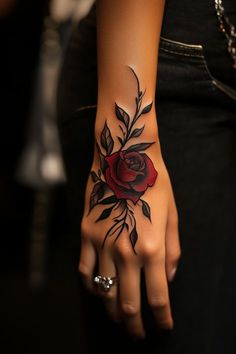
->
[88,0,166,247]
[95,0,165,146]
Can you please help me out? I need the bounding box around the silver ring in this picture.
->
[93,275,118,292]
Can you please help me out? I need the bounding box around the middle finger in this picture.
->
[118,262,145,338]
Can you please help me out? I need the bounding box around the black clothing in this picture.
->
[162,0,236,88]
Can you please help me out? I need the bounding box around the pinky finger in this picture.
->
[78,239,96,292]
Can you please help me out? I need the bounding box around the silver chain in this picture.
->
[215,0,236,69]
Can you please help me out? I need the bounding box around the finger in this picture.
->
[118,262,145,339]
[165,192,181,282]
[78,239,96,292]
[97,251,120,322]
[145,257,173,330]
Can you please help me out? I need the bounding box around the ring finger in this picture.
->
[97,251,120,322]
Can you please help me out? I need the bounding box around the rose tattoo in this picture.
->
[105,151,157,204]
[89,67,158,253]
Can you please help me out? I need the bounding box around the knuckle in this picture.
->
[80,219,96,243]
[140,242,160,260]
[121,302,139,316]
[80,219,90,239]
[115,243,132,261]
[78,262,91,278]
[149,296,168,309]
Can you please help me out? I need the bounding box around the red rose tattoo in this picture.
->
[89,67,158,253]
[105,151,157,204]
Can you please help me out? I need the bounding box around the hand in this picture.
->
[79,153,181,339]
[78,67,180,338]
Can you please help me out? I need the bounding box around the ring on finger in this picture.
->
[94,275,118,292]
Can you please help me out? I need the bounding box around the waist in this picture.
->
[161,0,236,87]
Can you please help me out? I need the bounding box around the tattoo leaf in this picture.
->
[96,141,102,155]
[96,206,114,222]
[129,227,138,253]
[115,103,130,128]
[141,102,153,114]
[104,220,122,240]
[130,126,145,138]
[126,142,155,153]
[90,171,99,183]
[99,196,118,204]
[119,124,126,136]
[96,142,107,173]
[101,122,114,155]
[89,182,105,211]
[101,156,107,173]
[141,199,151,221]
[118,136,124,146]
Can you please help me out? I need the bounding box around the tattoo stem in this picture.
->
[113,206,128,243]
[128,66,141,95]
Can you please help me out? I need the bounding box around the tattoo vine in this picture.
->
[88,67,158,253]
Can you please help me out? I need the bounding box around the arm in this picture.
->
[95,0,163,142]
[79,0,181,338]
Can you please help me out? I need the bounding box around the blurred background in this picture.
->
[0,1,94,353]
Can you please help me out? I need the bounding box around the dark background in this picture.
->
[0,1,86,353]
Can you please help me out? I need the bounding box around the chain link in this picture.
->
[215,0,236,68]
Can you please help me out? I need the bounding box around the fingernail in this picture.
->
[169,267,177,282]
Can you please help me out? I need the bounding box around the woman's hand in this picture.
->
[78,66,180,338]
[77,0,179,339]
[79,151,180,339]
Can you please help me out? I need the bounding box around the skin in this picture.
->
[79,0,181,339]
